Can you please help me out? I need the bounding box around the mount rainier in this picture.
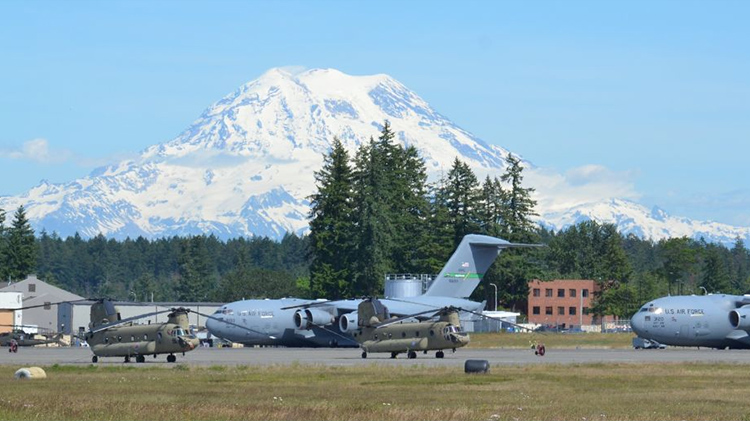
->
[1,68,748,245]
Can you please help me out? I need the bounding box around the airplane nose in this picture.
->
[630,313,643,336]
[205,317,218,334]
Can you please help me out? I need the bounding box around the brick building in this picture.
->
[527,279,608,327]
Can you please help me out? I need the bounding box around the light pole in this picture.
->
[490,283,498,312]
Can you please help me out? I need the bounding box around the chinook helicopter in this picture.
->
[82,299,200,363]
[352,297,471,359]
[0,325,65,349]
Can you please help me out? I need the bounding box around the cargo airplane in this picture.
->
[206,234,540,347]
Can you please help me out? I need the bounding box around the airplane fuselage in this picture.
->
[631,294,750,349]
[206,296,483,348]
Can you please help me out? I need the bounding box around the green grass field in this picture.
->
[2,360,749,421]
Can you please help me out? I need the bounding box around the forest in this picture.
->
[1,122,749,319]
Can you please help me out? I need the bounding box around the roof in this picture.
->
[0,274,85,304]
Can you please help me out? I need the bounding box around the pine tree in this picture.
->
[309,137,355,298]
[442,158,480,248]
[350,134,394,296]
[0,207,7,281]
[6,205,37,281]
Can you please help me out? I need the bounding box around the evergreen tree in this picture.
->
[442,158,480,248]
[701,244,731,293]
[6,205,37,281]
[176,236,216,301]
[0,207,7,281]
[350,134,394,296]
[482,156,542,311]
[499,154,538,241]
[308,137,354,298]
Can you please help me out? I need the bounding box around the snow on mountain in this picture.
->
[1,67,748,246]
[539,198,750,246]
[0,68,511,240]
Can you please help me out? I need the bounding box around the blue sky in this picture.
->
[1,0,749,226]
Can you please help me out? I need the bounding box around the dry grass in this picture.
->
[1,362,750,421]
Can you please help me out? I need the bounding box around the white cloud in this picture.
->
[1,138,73,164]
[526,164,641,214]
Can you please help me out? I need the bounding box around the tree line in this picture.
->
[2,121,749,319]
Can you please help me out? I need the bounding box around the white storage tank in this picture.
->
[384,275,426,298]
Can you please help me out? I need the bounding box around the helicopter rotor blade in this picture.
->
[90,308,174,333]
[373,308,442,329]
[16,298,93,311]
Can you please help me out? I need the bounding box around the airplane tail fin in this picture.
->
[422,234,542,298]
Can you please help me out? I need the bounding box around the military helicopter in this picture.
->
[0,325,65,349]
[351,297,471,359]
[17,298,269,363]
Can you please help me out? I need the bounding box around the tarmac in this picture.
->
[4,345,750,367]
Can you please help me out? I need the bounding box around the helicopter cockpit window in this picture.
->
[157,332,163,340]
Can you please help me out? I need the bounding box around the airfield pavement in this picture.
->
[4,345,750,367]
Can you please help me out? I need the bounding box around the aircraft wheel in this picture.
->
[436,351,444,359]
[361,351,367,359]
[390,352,398,359]
[136,355,145,363]
[167,354,176,363]
[92,356,98,363]
[124,356,130,363]
[408,351,417,359]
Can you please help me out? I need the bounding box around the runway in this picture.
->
[3,346,750,367]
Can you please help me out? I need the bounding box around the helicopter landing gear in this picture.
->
[167,354,177,363]
[390,352,398,359]
[92,355,98,363]
[361,351,367,359]
[407,351,417,359]
[124,356,130,363]
[136,355,145,363]
[436,351,444,358]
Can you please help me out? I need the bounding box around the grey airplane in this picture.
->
[206,234,540,347]
[631,293,750,349]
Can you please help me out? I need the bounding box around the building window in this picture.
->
[583,307,590,315]
[533,288,540,297]
[532,306,540,315]
[557,306,565,315]
[569,289,576,298]
[582,289,589,298]
[569,307,577,316]
[545,288,553,297]
[28,284,36,292]
[545,306,553,315]
[557,289,565,298]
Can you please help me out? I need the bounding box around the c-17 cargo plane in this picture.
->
[631,293,750,349]
[206,234,540,347]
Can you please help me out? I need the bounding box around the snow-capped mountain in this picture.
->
[540,198,750,246]
[1,67,748,246]
[0,68,511,239]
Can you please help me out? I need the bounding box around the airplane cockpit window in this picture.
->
[647,307,663,314]
[222,309,234,315]
[640,307,649,312]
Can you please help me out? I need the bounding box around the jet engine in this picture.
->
[293,308,335,330]
[729,306,750,330]
[339,312,359,333]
